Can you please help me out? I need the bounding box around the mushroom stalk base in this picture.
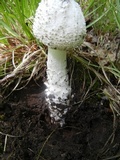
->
[45,48,71,126]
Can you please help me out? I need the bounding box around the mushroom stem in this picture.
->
[45,47,71,125]
[46,47,71,105]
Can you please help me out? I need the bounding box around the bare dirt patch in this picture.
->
[0,77,120,160]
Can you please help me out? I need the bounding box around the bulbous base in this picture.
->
[46,96,70,127]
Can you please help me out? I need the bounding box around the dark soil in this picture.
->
[0,66,120,160]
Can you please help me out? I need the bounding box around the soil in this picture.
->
[0,62,120,160]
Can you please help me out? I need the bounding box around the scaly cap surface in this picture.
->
[33,0,86,50]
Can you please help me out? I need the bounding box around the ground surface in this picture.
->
[0,76,120,160]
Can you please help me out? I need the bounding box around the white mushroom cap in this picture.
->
[33,0,86,50]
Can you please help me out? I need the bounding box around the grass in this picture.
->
[0,0,40,44]
[80,0,120,32]
[0,0,120,117]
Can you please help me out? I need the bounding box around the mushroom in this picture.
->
[33,0,86,126]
